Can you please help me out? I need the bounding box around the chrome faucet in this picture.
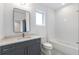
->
[22,33,25,37]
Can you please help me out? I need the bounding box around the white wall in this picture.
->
[0,3,55,43]
[46,8,55,41]
[3,3,31,36]
[0,4,4,39]
[54,4,79,54]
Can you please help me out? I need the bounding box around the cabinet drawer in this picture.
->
[2,47,15,54]
[15,41,29,47]
[35,38,41,43]
[29,38,41,45]
[15,38,41,46]
[1,44,16,54]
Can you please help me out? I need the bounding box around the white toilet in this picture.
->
[41,42,53,55]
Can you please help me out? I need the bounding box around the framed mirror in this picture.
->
[13,8,30,33]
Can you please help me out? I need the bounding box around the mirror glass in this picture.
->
[13,8,30,33]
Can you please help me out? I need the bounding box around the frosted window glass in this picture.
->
[36,12,44,25]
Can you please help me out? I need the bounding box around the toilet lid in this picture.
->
[42,42,53,49]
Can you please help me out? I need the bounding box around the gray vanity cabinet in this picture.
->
[0,38,41,55]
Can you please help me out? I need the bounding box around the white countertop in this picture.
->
[0,35,41,46]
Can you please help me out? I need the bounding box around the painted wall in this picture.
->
[3,3,31,36]
[0,4,4,39]
[46,8,55,41]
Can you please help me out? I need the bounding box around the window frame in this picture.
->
[35,9,45,26]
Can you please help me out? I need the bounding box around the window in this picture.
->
[35,11,45,26]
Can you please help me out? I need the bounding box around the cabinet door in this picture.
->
[15,41,29,55]
[28,44,41,55]
[14,46,28,55]
[28,39,41,55]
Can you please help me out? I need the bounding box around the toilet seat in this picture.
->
[42,42,53,49]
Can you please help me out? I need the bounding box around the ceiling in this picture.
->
[20,3,71,10]
[33,3,69,10]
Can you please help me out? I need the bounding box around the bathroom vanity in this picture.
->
[0,36,41,55]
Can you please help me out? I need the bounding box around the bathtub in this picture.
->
[49,40,78,55]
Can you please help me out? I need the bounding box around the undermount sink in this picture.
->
[16,36,32,42]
